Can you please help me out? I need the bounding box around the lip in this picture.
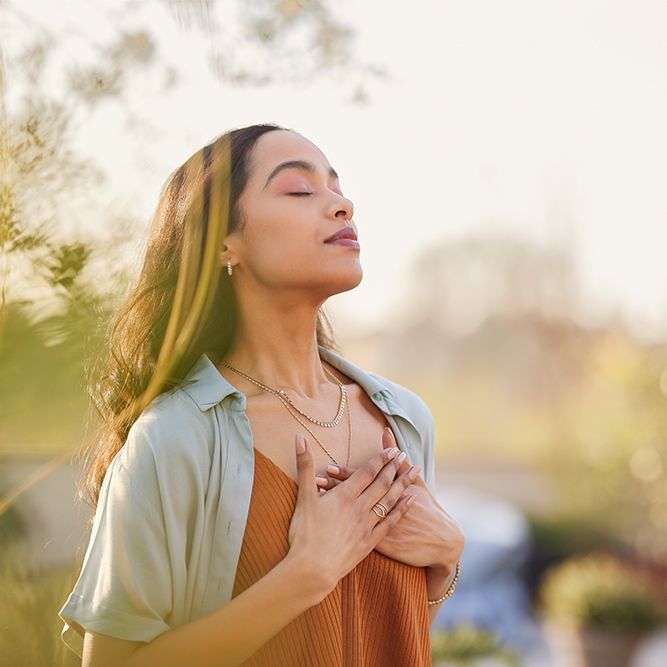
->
[326,238,360,249]
[324,225,358,244]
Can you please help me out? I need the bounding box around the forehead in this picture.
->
[247,130,332,181]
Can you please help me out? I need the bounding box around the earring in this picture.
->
[227,259,233,276]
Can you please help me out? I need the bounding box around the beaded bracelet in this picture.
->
[427,560,461,606]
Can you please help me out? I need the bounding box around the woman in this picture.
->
[58,123,464,666]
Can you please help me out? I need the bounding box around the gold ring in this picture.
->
[371,502,389,520]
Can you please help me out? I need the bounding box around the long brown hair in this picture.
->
[77,123,340,514]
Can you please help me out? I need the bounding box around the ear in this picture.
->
[222,237,239,261]
[221,242,234,261]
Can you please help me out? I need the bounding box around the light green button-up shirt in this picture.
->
[58,344,437,658]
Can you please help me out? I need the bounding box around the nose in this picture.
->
[331,192,354,221]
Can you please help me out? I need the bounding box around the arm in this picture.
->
[85,435,416,667]
[69,415,331,667]
[85,552,332,667]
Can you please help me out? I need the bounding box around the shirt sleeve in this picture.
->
[58,419,173,658]
[423,406,437,496]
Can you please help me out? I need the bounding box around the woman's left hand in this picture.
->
[316,428,464,573]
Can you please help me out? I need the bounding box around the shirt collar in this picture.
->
[179,344,395,413]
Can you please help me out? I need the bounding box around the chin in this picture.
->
[328,266,363,295]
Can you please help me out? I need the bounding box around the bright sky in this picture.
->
[6,0,667,340]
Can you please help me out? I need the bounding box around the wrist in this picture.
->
[426,564,453,593]
[426,561,460,606]
[427,561,453,578]
[282,552,335,606]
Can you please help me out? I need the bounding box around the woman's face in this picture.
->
[227,129,362,302]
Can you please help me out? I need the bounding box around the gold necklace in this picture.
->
[220,361,347,426]
[220,360,352,467]
[277,365,347,427]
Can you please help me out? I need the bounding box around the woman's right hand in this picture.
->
[287,433,417,601]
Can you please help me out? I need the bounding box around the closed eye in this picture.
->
[288,192,313,196]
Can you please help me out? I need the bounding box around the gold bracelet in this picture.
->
[427,560,460,606]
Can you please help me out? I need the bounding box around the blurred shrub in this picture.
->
[522,511,621,599]
[536,552,666,633]
[430,623,520,666]
[525,512,617,556]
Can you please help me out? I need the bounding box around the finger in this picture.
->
[410,470,427,488]
[321,475,344,489]
[329,449,411,480]
[294,434,317,506]
[394,450,412,475]
[338,446,400,498]
[368,461,420,514]
[361,449,410,511]
[325,463,352,479]
[328,449,411,480]
[382,426,396,450]
[381,428,413,475]
[372,492,417,538]
[315,475,336,490]
[388,466,421,506]
[327,428,399,478]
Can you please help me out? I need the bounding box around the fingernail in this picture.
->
[397,451,407,463]
[408,465,420,479]
[315,475,327,484]
[326,464,340,474]
[386,448,398,460]
[296,435,305,454]
[406,494,417,506]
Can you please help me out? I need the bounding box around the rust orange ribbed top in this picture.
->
[231,447,431,666]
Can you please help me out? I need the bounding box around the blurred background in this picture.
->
[1,1,667,665]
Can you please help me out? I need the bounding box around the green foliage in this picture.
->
[537,552,666,633]
[0,0,378,460]
[0,297,107,455]
[0,491,25,542]
[430,624,520,666]
[524,512,618,559]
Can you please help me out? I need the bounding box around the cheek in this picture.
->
[244,225,319,281]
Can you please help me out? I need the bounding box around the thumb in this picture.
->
[294,434,316,505]
[382,427,411,475]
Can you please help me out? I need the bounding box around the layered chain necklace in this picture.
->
[220,360,351,467]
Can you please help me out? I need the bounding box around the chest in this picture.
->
[244,383,393,484]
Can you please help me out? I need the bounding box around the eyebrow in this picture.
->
[263,160,339,190]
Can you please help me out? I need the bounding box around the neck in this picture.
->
[222,289,332,400]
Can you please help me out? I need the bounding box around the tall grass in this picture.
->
[0,540,80,667]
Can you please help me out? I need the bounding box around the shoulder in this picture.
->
[322,345,435,438]
[361,368,439,491]
[367,371,434,433]
[119,386,216,477]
